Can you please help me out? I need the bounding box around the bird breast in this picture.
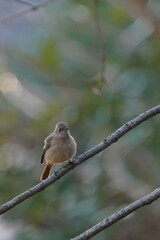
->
[45,136,76,164]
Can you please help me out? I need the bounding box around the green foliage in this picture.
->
[39,40,59,71]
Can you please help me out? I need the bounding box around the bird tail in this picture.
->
[40,163,52,181]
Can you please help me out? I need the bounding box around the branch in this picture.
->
[0,105,159,215]
[71,188,160,240]
[93,0,106,91]
[130,0,160,37]
[0,0,54,24]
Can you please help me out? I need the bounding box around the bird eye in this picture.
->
[59,128,62,132]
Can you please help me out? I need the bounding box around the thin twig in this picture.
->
[16,0,34,6]
[0,0,54,24]
[0,105,159,215]
[71,188,160,240]
[93,0,106,91]
[131,0,160,36]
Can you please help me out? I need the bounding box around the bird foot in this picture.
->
[67,160,75,169]
[54,170,58,177]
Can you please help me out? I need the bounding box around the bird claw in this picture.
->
[54,170,58,176]
[67,160,74,169]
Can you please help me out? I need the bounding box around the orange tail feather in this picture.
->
[40,163,52,181]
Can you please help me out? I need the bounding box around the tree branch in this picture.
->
[0,0,54,24]
[0,105,159,215]
[93,0,106,91]
[71,188,160,240]
[130,0,160,37]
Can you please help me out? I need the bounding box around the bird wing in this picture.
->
[40,134,53,164]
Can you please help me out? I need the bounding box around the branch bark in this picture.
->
[71,188,160,240]
[0,105,159,215]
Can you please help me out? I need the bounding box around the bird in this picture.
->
[40,122,77,181]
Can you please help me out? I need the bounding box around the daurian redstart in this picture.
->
[40,122,77,181]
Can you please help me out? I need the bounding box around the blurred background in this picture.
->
[0,0,160,239]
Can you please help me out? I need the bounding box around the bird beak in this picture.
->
[65,127,69,130]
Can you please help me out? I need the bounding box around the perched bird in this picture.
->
[40,122,77,181]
